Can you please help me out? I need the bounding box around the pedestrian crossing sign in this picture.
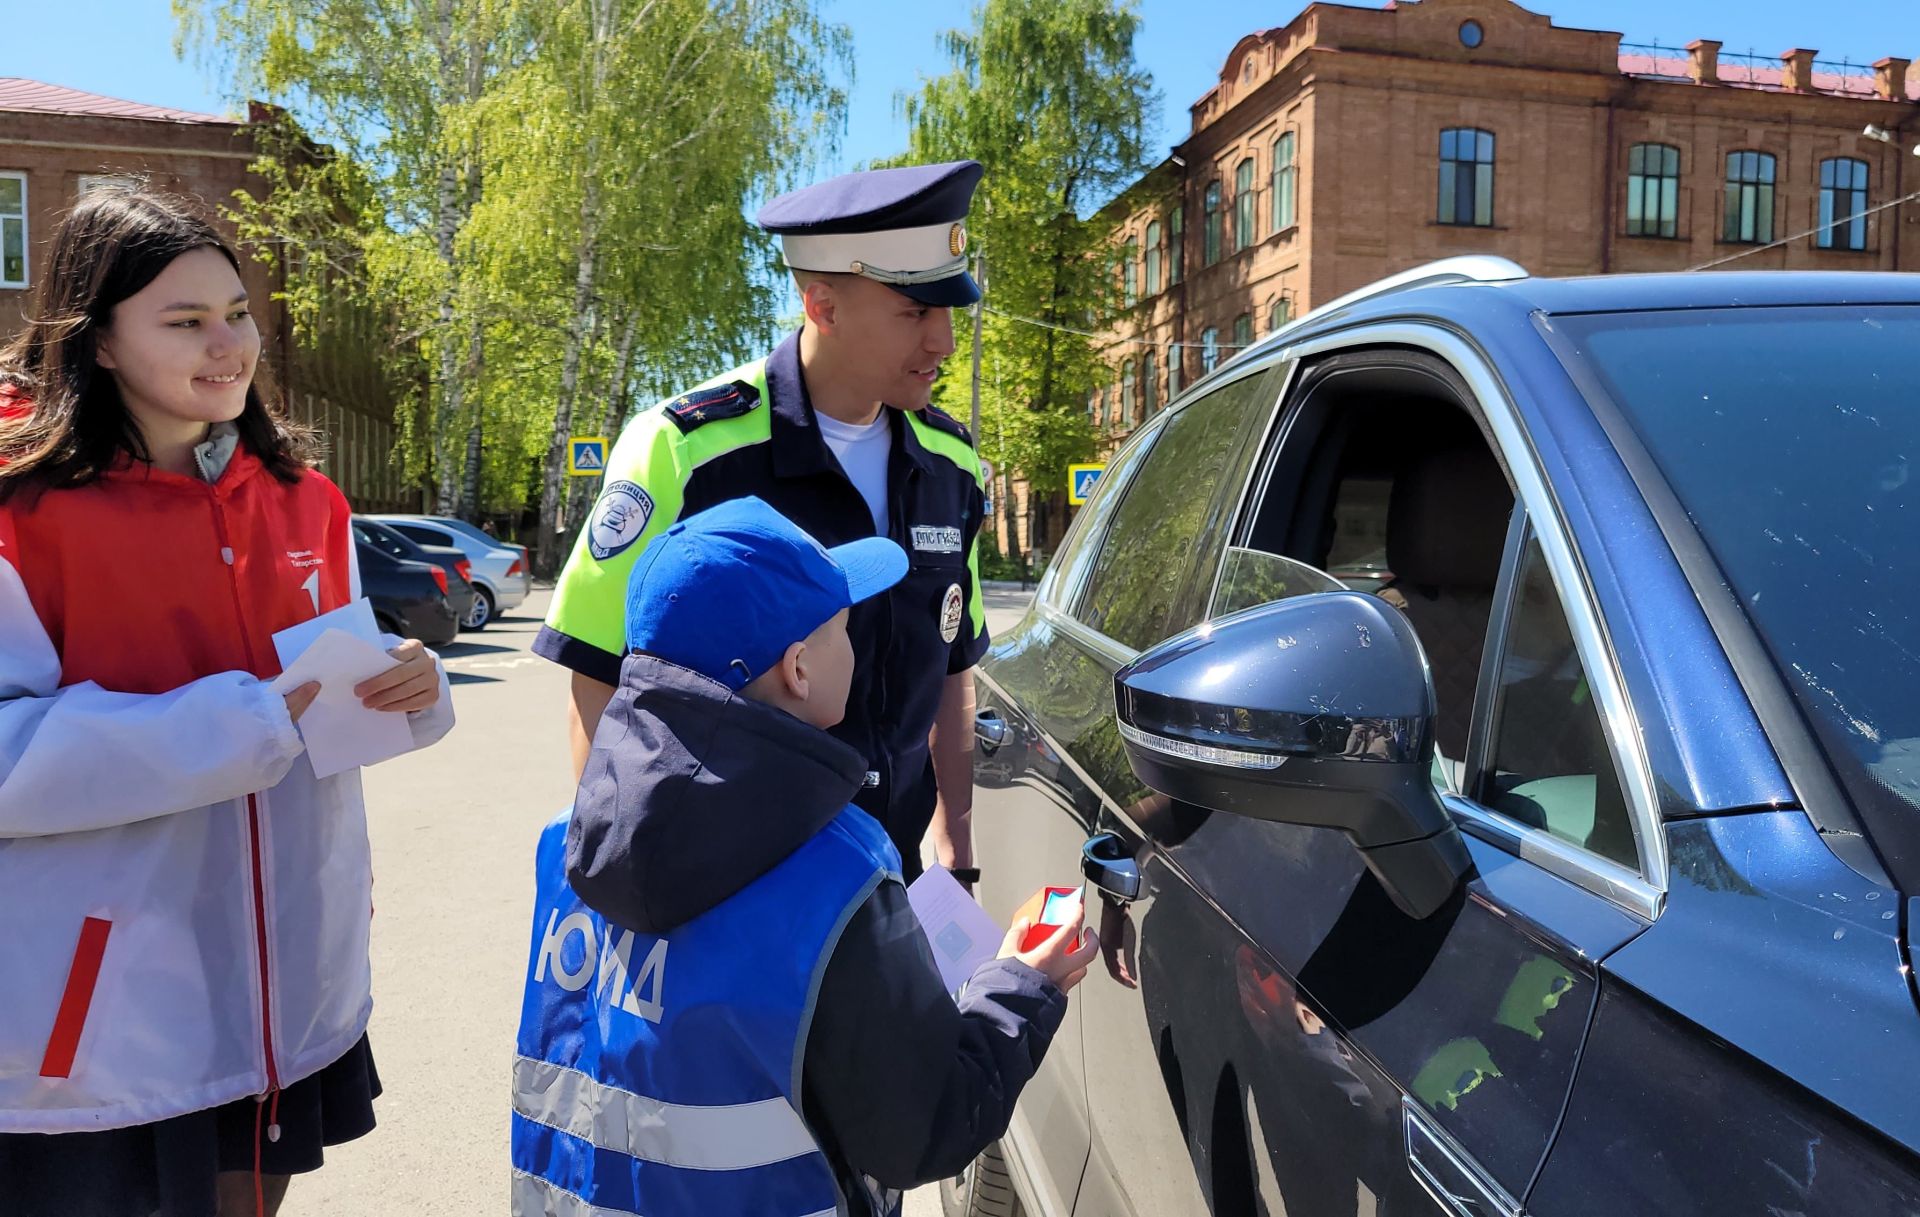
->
[568,437,608,476]
[1068,463,1106,506]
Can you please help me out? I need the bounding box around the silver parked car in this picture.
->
[369,514,531,629]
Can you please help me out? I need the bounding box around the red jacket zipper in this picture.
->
[208,494,280,1093]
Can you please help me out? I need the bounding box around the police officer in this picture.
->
[536,160,989,883]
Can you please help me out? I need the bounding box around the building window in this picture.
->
[0,173,26,289]
[1459,20,1484,49]
[1232,312,1253,350]
[1123,236,1138,306]
[1169,206,1184,285]
[1268,296,1291,331]
[1626,143,1680,239]
[1271,131,1297,232]
[1201,327,1219,374]
[1090,388,1102,425]
[1234,157,1256,252]
[1168,349,1183,399]
[1142,352,1157,416]
[1723,151,1776,244]
[1204,182,1222,266]
[1121,361,1137,425]
[1144,220,1162,296]
[1438,128,1495,227]
[1819,157,1869,251]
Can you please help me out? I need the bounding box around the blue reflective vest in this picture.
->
[511,805,900,1216]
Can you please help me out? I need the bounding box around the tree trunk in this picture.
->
[568,310,639,532]
[1001,466,1022,567]
[457,309,486,519]
[456,144,487,521]
[534,0,615,578]
[430,0,465,515]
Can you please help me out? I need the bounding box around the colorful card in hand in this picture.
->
[1017,886,1083,953]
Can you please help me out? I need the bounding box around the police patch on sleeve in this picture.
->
[588,480,655,561]
[940,582,964,644]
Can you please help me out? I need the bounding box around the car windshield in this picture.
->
[1561,304,1920,875]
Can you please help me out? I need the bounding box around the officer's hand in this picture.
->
[1000,906,1100,993]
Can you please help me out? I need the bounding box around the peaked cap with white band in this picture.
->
[757,160,984,307]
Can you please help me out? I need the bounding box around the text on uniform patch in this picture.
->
[911,525,963,554]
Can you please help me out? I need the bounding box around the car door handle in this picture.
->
[974,710,1008,753]
[1082,832,1143,903]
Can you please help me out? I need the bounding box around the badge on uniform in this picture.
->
[589,480,654,561]
[939,583,964,644]
[911,525,963,555]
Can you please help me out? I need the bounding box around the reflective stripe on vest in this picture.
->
[513,804,901,1217]
[511,1055,816,1171]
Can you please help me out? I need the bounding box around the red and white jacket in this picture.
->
[0,439,454,1132]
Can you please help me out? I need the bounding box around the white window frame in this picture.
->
[0,172,27,290]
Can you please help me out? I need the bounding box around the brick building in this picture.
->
[994,0,1920,562]
[0,79,408,509]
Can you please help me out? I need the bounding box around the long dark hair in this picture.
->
[0,183,317,502]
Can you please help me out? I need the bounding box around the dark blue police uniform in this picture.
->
[537,162,990,876]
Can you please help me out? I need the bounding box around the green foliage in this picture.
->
[896,0,1157,500]
[177,0,849,540]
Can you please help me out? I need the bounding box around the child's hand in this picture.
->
[356,640,441,713]
[1000,904,1100,993]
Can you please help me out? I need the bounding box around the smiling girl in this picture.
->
[0,185,454,1216]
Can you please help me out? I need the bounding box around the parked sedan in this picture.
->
[353,537,458,646]
[960,259,1920,1217]
[351,517,477,632]
[369,513,530,629]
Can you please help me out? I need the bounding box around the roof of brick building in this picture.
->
[0,78,234,124]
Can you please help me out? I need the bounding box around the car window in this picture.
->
[392,523,450,547]
[1212,548,1346,619]
[1044,414,1166,613]
[1480,531,1637,868]
[352,523,411,561]
[1076,367,1282,651]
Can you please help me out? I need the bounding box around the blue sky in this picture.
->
[6,1,1901,177]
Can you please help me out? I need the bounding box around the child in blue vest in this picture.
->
[514,496,1097,1217]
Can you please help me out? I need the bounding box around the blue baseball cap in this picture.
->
[624,497,908,691]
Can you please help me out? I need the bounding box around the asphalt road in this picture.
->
[286,586,1035,1215]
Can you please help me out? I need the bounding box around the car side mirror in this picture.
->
[1113,591,1470,919]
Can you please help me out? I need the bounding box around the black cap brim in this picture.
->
[891,271,981,308]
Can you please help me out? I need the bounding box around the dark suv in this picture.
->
[958,260,1920,1217]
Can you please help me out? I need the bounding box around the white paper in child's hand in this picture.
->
[271,606,414,778]
[906,865,1005,999]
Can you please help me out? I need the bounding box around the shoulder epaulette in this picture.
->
[918,404,975,448]
[663,381,761,433]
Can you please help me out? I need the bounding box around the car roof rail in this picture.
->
[1293,255,1529,327]
[1211,255,1530,379]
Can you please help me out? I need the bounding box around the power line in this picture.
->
[982,305,1253,351]
[1688,188,1920,270]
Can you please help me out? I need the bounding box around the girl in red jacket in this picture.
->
[0,185,454,1216]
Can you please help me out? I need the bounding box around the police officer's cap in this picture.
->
[758,161,983,308]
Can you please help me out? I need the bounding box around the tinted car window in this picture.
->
[1077,368,1281,651]
[352,521,411,561]
[1046,415,1166,614]
[1563,305,1920,872]
[392,523,451,547]
[1483,533,1636,867]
